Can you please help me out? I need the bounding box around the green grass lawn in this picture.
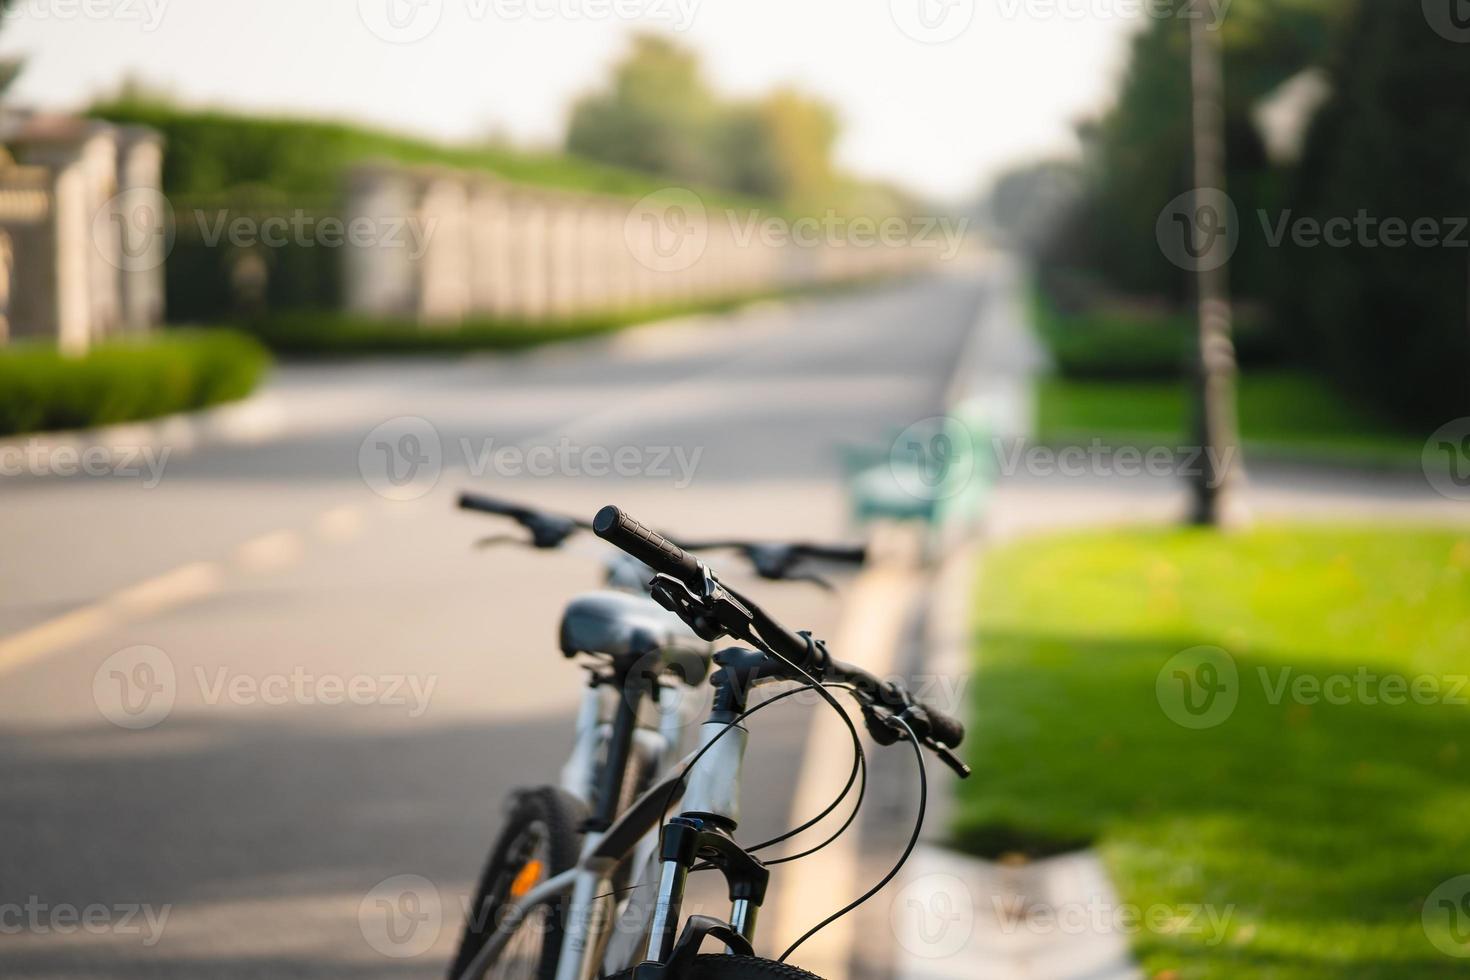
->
[1038,371,1426,467]
[955,526,1470,978]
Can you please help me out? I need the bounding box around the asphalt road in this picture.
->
[0,270,987,978]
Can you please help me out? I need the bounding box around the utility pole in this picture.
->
[1186,0,1246,527]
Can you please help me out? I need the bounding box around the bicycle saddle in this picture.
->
[558,591,713,683]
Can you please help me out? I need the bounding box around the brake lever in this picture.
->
[861,703,972,779]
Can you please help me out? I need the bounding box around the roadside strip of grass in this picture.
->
[1037,371,1427,468]
[955,525,1470,978]
[0,329,270,437]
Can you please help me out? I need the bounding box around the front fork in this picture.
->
[645,719,766,965]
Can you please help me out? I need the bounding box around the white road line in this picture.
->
[767,559,922,980]
[0,561,224,678]
[0,501,366,678]
[234,530,308,574]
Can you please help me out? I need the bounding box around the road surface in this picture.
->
[0,270,987,979]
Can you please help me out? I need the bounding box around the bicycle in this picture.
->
[450,494,873,979]
[448,503,969,980]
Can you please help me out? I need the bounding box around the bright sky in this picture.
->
[0,0,1142,201]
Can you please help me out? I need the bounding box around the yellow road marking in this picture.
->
[0,562,223,679]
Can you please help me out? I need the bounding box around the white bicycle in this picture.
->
[448,501,969,980]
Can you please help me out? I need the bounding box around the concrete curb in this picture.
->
[886,260,1144,980]
[0,392,286,483]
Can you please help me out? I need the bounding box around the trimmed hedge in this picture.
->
[0,330,271,436]
[1032,285,1280,380]
[240,285,847,357]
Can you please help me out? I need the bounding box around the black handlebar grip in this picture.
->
[802,544,867,565]
[920,704,965,750]
[593,505,704,588]
[458,492,523,517]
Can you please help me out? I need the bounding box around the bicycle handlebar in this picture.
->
[591,505,705,590]
[460,492,865,583]
[593,504,967,769]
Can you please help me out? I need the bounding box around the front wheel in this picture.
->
[606,955,827,980]
[448,786,585,980]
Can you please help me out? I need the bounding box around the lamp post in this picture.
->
[1186,0,1246,527]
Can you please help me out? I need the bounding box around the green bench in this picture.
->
[839,398,996,555]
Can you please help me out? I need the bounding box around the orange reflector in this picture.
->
[510,859,544,899]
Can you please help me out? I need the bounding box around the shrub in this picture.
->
[1032,284,1280,380]
[0,330,270,436]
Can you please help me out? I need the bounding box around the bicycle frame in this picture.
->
[459,667,762,980]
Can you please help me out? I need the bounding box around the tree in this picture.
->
[565,35,845,207]
[1282,1,1470,426]
[565,34,723,187]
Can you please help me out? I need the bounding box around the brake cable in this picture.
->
[778,710,928,964]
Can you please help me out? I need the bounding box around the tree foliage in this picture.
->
[1282,2,1470,425]
[565,34,844,208]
